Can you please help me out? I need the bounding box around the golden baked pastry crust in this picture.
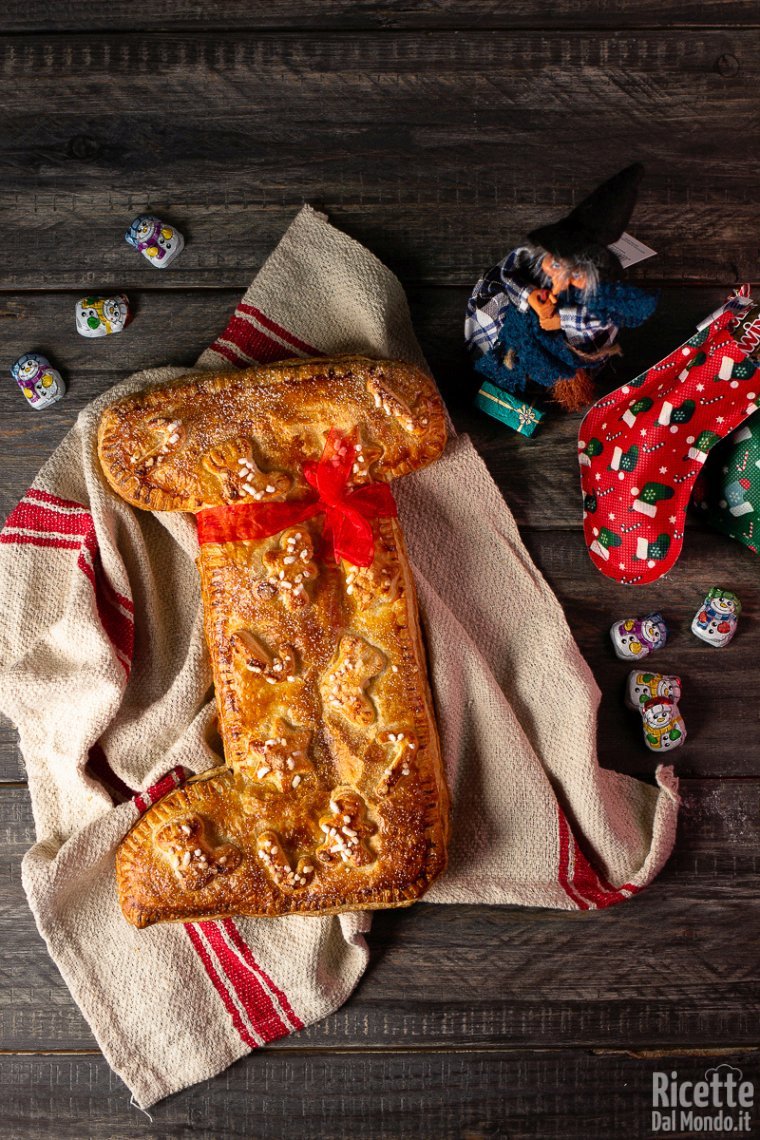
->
[98,355,450,927]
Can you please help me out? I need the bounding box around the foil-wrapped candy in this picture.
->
[11,353,66,410]
[75,294,131,338]
[125,214,184,268]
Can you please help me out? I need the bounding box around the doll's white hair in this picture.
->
[528,243,600,298]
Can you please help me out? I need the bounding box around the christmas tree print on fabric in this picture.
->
[579,308,760,584]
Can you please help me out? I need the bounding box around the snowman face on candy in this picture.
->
[125,214,184,267]
[75,294,130,337]
[643,702,673,731]
[132,216,157,247]
[611,611,667,661]
[11,353,65,409]
[657,677,679,701]
[14,356,42,385]
[710,594,737,617]
[629,672,681,706]
[103,296,125,326]
[640,618,665,649]
[613,618,649,658]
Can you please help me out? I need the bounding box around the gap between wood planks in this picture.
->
[1,23,759,37]
[0,0,759,34]
[1,282,756,295]
[0,1044,756,1056]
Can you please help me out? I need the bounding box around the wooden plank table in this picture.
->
[0,4,758,1136]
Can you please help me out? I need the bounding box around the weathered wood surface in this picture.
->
[3,0,759,34]
[0,32,757,288]
[2,1049,759,1140]
[1,3,759,1136]
[1,780,758,1055]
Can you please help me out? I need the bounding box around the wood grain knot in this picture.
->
[715,54,740,78]
[66,135,101,161]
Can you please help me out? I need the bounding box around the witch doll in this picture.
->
[465,164,658,435]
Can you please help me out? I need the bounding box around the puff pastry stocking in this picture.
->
[98,357,451,926]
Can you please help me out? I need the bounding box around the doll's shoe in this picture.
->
[625,670,682,711]
[579,306,760,584]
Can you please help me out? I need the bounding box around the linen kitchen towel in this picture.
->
[0,205,679,1108]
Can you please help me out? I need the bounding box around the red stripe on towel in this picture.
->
[237,303,319,356]
[184,924,260,1050]
[221,918,304,1032]
[25,488,91,512]
[210,303,320,367]
[557,807,639,909]
[4,499,92,537]
[209,338,254,368]
[132,766,190,815]
[0,533,82,550]
[1,492,135,675]
[76,527,134,676]
[219,317,297,364]
[198,920,290,1044]
[557,808,590,911]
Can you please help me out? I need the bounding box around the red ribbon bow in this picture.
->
[196,429,397,568]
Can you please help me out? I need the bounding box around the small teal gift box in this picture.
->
[474,380,544,437]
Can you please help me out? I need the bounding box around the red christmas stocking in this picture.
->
[579,307,760,584]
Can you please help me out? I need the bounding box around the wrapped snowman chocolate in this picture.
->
[625,670,682,711]
[125,214,184,268]
[10,353,65,410]
[691,587,741,648]
[610,612,668,660]
[640,698,687,753]
[75,294,131,338]
[624,670,686,753]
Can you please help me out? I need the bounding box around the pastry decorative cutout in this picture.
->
[321,635,386,727]
[344,529,402,609]
[376,729,417,796]
[203,437,291,503]
[233,630,299,684]
[98,356,450,926]
[316,792,377,868]
[257,831,316,890]
[239,718,313,790]
[130,414,185,477]
[155,816,242,891]
[261,529,317,610]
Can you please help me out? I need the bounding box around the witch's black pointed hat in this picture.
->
[528,163,644,273]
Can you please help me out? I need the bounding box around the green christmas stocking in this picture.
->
[694,414,760,554]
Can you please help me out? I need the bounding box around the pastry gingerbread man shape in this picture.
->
[98,356,451,926]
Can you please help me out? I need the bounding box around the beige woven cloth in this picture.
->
[0,206,678,1108]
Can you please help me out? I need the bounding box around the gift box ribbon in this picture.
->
[196,428,397,567]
